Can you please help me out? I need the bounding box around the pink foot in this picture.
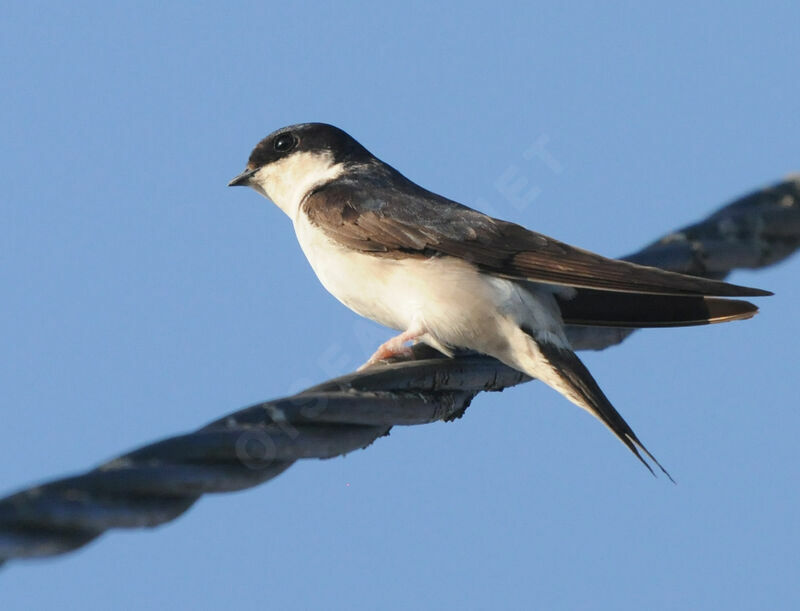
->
[357,326,425,370]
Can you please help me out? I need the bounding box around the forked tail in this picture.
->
[518,326,673,480]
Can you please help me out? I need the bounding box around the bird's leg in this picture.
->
[358,323,426,370]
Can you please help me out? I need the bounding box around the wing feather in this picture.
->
[302,175,771,298]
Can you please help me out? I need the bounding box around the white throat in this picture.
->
[250,151,345,220]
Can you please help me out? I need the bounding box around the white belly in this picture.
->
[292,213,566,354]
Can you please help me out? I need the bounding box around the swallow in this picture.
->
[229,123,770,477]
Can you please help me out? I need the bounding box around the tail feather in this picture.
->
[557,289,758,328]
[522,330,673,480]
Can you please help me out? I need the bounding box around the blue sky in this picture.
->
[2,2,799,609]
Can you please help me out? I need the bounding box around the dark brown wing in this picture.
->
[302,174,771,298]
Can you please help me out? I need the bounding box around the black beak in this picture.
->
[228,168,257,187]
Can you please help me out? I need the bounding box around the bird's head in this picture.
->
[228,123,371,217]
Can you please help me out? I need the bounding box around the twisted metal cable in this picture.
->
[2,176,798,566]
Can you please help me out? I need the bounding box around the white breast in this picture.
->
[249,149,567,355]
[292,212,567,355]
[293,213,413,330]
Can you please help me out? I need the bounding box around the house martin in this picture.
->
[229,123,770,477]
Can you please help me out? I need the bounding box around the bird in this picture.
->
[228,122,770,478]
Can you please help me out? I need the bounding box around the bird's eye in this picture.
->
[273,134,297,153]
